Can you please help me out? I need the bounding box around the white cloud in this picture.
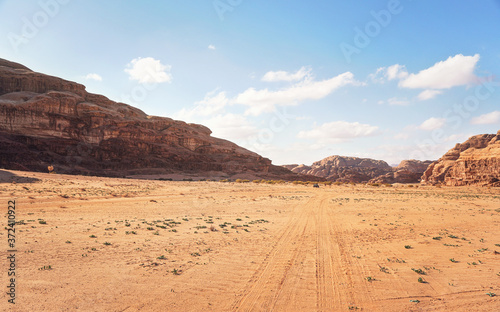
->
[261,67,312,82]
[295,116,312,121]
[386,64,408,81]
[418,89,442,101]
[369,67,386,83]
[297,121,379,143]
[369,64,408,83]
[208,44,216,50]
[399,54,480,89]
[203,113,258,140]
[444,133,471,144]
[470,111,500,125]
[176,90,229,120]
[234,72,360,116]
[419,117,446,131]
[84,73,102,81]
[394,133,409,140]
[125,57,172,84]
[387,97,410,106]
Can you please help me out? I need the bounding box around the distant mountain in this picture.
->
[0,58,318,181]
[369,159,434,184]
[285,156,434,184]
[284,155,392,183]
[421,132,500,186]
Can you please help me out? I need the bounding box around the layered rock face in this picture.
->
[0,58,279,178]
[421,132,500,186]
[369,160,433,184]
[284,155,392,183]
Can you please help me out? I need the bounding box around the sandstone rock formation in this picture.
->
[284,155,393,183]
[369,159,433,184]
[0,58,310,180]
[421,132,500,186]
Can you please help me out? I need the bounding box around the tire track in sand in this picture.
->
[233,193,371,311]
[232,196,316,311]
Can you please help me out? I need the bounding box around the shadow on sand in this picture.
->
[0,170,40,184]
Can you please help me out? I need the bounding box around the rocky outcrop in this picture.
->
[369,160,433,184]
[0,58,296,179]
[284,155,392,183]
[421,132,500,186]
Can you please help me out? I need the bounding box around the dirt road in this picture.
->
[231,191,499,311]
[232,195,365,311]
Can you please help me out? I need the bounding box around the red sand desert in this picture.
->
[1,170,499,311]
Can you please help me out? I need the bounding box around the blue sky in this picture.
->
[1,0,499,165]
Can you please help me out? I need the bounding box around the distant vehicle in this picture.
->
[313,183,319,188]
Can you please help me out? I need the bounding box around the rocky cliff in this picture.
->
[285,156,435,184]
[0,58,295,179]
[368,159,433,184]
[284,155,393,183]
[421,132,500,186]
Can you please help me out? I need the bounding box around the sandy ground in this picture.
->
[0,169,499,312]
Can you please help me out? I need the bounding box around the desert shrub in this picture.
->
[412,268,426,275]
[235,179,250,183]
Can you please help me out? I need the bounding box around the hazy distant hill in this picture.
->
[285,156,434,184]
[284,155,392,183]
